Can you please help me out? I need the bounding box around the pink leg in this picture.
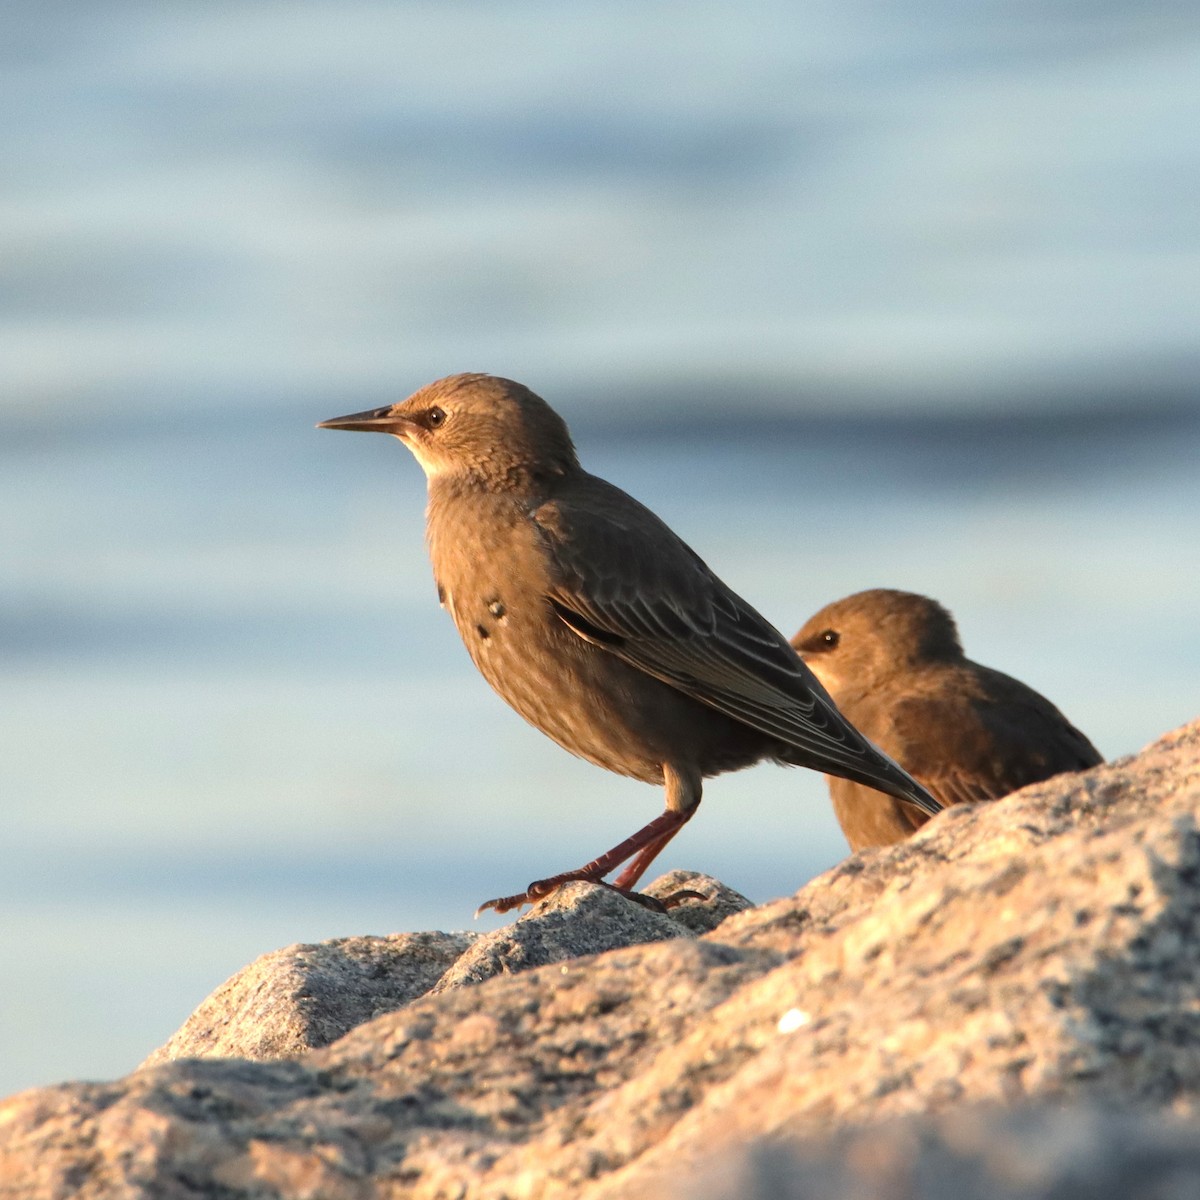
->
[610,821,689,891]
[476,763,701,916]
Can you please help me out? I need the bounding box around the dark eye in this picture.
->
[819,629,839,649]
[426,406,446,428]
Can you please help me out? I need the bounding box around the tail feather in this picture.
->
[782,739,942,819]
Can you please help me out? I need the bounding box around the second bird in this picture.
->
[320,374,941,914]
[793,588,1103,852]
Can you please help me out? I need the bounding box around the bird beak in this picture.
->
[317,405,417,435]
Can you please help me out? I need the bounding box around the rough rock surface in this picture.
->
[1,720,1198,1199]
[142,931,477,1067]
[429,879,679,995]
[141,871,751,1067]
[682,1104,1200,1200]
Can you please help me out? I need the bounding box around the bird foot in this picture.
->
[474,890,536,917]
[474,872,592,917]
[651,888,707,909]
[597,882,669,912]
[474,876,701,918]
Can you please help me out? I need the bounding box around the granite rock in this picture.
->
[142,931,477,1067]
[141,871,750,1068]
[0,719,1197,1199]
[680,1103,1200,1200]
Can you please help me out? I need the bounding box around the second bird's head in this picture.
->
[791,588,964,698]
[318,373,579,488]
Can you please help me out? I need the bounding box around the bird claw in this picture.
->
[474,892,532,917]
[652,888,708,909]
[475,877,704,918]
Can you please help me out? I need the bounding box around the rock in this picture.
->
[142,930,476,1066]
[427,879,688,995]
[0,719,1197,1199]
[141,872,749,1069]
[429,871,751,996]
[0,937,782,1200]
[593,721,1200,1196]
[678,1104,1200,1200]
[641,869,755,935]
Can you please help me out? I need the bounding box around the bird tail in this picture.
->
[834,749,942,818]
[780,738,942,819]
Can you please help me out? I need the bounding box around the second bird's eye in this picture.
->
[426,406,446,428]
[820,629,840,648]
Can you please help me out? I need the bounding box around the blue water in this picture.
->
[2,1,1199,1097]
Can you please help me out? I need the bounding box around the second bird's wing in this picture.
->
[533,479,917,786]
[887,687,1104,808]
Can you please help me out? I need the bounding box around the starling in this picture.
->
[319,374,940,913]
[792,588,1103,851]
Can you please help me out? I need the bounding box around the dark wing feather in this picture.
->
[886,687,1102,809]
[533,477,936,809]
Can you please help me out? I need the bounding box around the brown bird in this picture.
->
[792,588,1103,851]
[319,374,941,914]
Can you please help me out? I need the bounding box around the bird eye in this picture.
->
[426,406,446,428]
[820,629,839,648]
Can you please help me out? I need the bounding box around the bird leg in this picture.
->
[475,787,700,917]
[473,808,688,916]
[610,824,687,891]
[609,822,708,909]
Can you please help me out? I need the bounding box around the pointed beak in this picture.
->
[317,405,416,435]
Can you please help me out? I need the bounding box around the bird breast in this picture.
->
[424,488,664,783]
[423,485,765,787]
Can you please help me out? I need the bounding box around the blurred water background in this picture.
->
[2,1,1199,1097]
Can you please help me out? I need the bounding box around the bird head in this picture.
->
[791,588,963,697]
[318,373,579,490]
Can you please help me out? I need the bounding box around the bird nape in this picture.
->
[319,374,941,914]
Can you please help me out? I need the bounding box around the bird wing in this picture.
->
[886,687,1102,809]
[531,479,908,781]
